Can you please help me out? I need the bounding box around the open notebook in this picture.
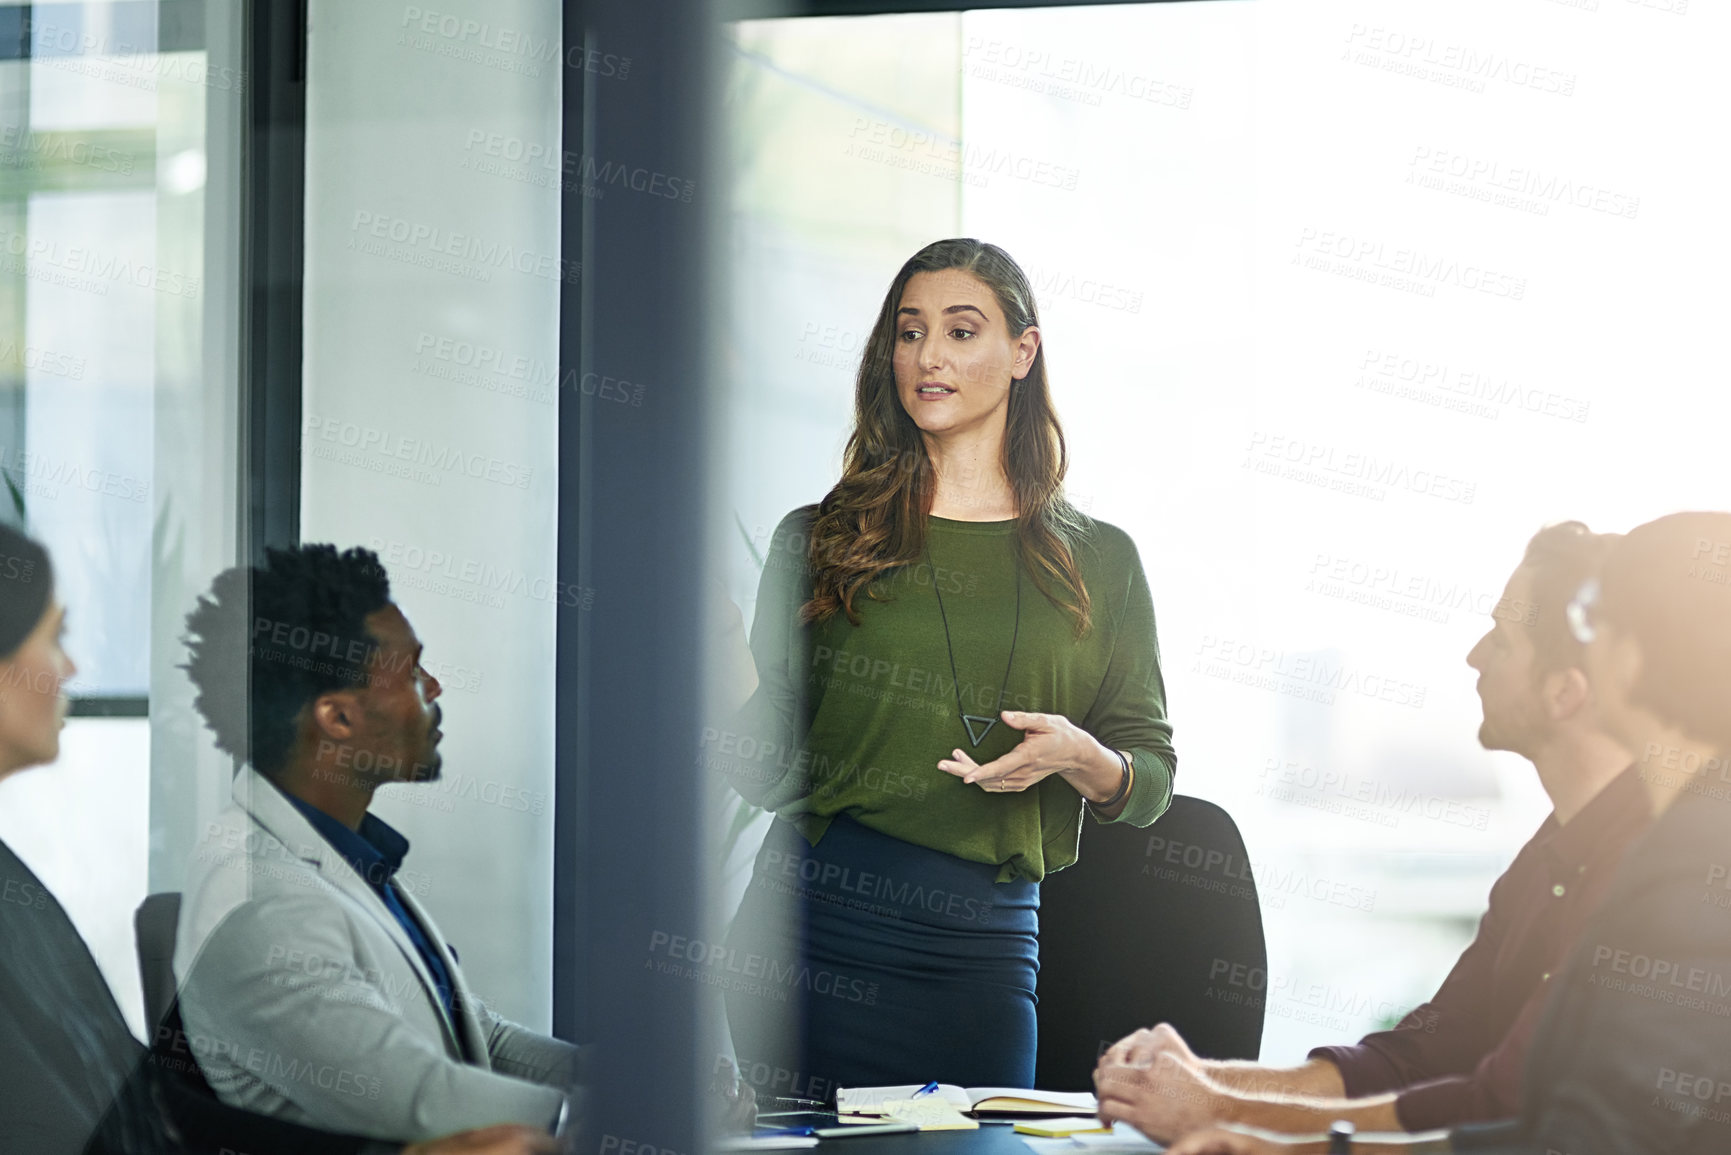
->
[837,1085,1098,1117]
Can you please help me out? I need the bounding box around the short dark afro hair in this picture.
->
[182,544,392,776]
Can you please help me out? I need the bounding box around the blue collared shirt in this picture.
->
[281,792,459,1029]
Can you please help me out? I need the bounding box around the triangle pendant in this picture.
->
[962,715,998,746]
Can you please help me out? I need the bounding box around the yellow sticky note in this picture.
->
[1013,1118,1112,1138]
[879,1098,980,1131]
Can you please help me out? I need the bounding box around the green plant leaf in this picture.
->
[735,511,765,572]
[3,471,25,524]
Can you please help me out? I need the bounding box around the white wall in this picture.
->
[301,0,562,1028]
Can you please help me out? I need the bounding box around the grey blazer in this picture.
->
[173,767,576,1143]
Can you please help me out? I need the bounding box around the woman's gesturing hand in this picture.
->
[936,710,1121,800]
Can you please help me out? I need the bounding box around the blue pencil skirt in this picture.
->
[723,813,1039,1099]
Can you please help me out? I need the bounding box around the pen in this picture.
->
[912,1081,940,1097]
[755,1126,816,1138]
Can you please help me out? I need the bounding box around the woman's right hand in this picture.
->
[402,1124,559,1155]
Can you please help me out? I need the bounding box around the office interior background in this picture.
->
[0,0,1724,1145]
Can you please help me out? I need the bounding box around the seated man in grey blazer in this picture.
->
[173,543,579,1145]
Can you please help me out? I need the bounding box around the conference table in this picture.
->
[807,1121,1048,1155]
[747,1118,1164,1155]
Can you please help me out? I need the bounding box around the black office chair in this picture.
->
[134,891,222,1101]
[1035,795,1267,1090]
[134,891,182,1036]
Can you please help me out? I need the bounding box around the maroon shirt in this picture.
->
[1309,764,1649,1132]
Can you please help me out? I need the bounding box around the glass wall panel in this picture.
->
[720,0,1731,1067]
[0,0,237,1040]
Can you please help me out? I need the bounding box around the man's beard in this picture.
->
[1479,703,1547,758]
[403,742,442,782]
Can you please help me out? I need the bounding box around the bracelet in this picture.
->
[1093,750,1133,810]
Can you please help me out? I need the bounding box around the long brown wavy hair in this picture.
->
[802,238,1093,634]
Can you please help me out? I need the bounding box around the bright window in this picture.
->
[723,0,1726,1061]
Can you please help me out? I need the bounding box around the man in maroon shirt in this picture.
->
[1092,522,1649,1140]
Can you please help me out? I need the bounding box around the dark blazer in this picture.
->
[1452,778,1731,1154]
[1517,779,1731,1154]
[0,837,390,1155]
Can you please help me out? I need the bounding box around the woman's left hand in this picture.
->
[937,710,1111,795]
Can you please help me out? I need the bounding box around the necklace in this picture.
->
[929,546,1022,747]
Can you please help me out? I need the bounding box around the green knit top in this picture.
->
[720,507,1176,883]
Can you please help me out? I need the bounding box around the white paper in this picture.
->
[717,1138,820,1151]
[1021,1139,1085,1155]
[836,1084,973,1114]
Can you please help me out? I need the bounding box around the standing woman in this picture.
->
[720,239,1176,1093]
